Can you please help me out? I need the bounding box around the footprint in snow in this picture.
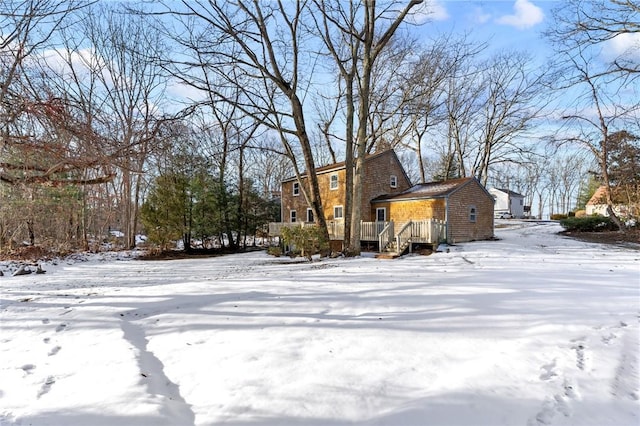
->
[570,336,587,371]
[601,333,617,345]
[571,343,586,371]
[21,364,36,374]
[539,360,557,381]
[55,323,67,332]
[530,381,578,426]
[48,346,61,356]
[37,376,55,398]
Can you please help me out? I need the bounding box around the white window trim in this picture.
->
[290,210,297,223]
[330,173,339,190]
[306,208,314,223]
[376,207,386,222]
[292,182,300,196]
[469,205,477,223]
[334,205,344,220]
[390,174,398,188]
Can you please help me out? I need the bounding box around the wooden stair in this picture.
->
[375,239,410,259]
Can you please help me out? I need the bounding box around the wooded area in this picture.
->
[1,0,638,255]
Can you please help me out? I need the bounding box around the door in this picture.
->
[376,208,387,233]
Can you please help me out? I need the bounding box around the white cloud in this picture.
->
[473,7,492,25]
[496,0,544,30]
[605,32,640,60]
[409,0,449,24]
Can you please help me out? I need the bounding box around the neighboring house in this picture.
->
[372,177,495,244]
[270,150,495,254]
[585,186,633,217]
[489,188,525,218]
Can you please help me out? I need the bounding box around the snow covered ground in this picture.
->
[1,221,638,426]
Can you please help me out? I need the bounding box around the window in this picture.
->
[307,208,314,223]
[390,175,398,188]
[290,210,297,222]
[520,199,523,206]
[334,205,343,220]
[469,205,477,223]
[293,182,300,196]
[330,173,339,190]
[376,207,386,222]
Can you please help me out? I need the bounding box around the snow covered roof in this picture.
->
[372,177,475,202]
[490,188,525,198]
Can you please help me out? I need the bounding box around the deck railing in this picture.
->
[409,219,446,244]
[395,221,413,253]
[377,222,394,251]
[268,219,445,250]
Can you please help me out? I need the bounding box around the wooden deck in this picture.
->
[268,219,446,253]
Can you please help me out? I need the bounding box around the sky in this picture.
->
[414,0,557,62]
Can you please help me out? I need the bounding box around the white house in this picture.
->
[489,188,525,218]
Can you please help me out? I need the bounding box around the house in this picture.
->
[279,150,412,224]
[372,177,495,244]
[270,150,495,254]
[586,185,634,217]
[489,188,525,218]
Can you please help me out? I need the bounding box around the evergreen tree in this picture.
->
[575,174,601,211]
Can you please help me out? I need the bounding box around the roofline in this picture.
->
[490,187,525,198]
[372,177,489,203]
[282,150,407,183]
[371,194,449,203]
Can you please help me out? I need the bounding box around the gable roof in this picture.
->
[282,150,410,184]
[586,185,608,205]
[490,188,525,198]
[371,177,486,202]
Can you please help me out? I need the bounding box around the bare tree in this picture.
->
[547,1,640,230]
[1,0,113,187]
[396,35,483,183]
[313,0,423,255]
[549,0,639,79]
[77,4,169,248]
[154,0,333,245]
[470,51,549,185]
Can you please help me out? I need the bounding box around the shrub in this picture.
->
[281,225,329,260]
[267,246,282,257]
[574,209,587,218]
[560,215,617,232]
[551,213,568,220]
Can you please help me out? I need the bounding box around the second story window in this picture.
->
[469,205,477,223]
[390,175,397,188]
[293,182,300,196]
[330,173,339,190]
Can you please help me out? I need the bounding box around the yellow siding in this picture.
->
[280,150,411,224]
[371,199,446,222]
